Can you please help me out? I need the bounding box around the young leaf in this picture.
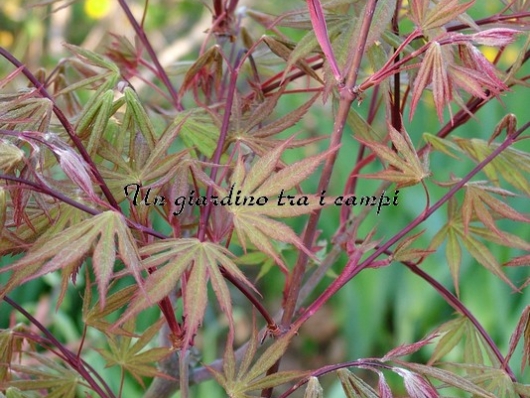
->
[394,361,496,398]
[422,133,463,159]
[118,239,256,347]
[305,0,341,81]
[123,87,157,151]
[392,230,434,263]
[0,140,25,172]
[392,368,439,398]
[461,183,530,242]
[503,305,530,374]
[428,316,467,364]
[455,138,530,196]
[359,124,430,188]
[304,377,324,398]
[218,140,336,271]
[410,42,452,122]
[461,232,518,291]
[64,43,120,74]
[211,328,304,397]
[6,352,82,397]
[337,368,380,398]
[422,0,474,31]
[97,318,173,387]
[0,211,143,309]
[262,36,323,84]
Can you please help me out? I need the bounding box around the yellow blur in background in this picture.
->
[84,0,112,19]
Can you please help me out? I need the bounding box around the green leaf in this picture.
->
[0,211,143,309]
[184,248,208,347]
[459,231,518,291]
[337,368,379,398]
[124,87,157,151]
[423,0,474,31]
[428,316,466,364]
[392,230,434,263]
[244,330,296,383]
[219,140,334,271]
[64,43,120,73]
[0,140,25,172]
[7,352,81,396]
[263,35,323,84]
[118,239,256,346]
[85,89,114,155]
[446,227,462,296]
[211,325,303,397]
[179,111,220,158]
[422,133,462,159]
[304,377,324,398]
[360,124,430,187]
[455,138,530,195]
[98,318,173,387]
[395,361,496,398]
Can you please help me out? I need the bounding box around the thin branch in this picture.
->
[116,0,183,111]
[294,120,530,331]
[3,296,116,398]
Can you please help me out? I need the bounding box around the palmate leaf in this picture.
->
[393,361,496,398]
[97,318,173,387]
[118,239,256,347]
[209,326,305,397]
[422,0,474,31]
[337,369,380,398]
[461,183,530,240]
[392,230,434,263]
[359,124,430,188]
[430,196,528,295]
[428,315,501,369]
[217,140,336,271]
[428,316,467,365]
[455,138,530,196]
[4,352,82,397]
[0,324,26,381]
[0,211,143,309]
[0,95,53,132]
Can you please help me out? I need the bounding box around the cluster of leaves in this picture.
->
[2,0,530,397]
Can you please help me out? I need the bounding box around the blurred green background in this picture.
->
[1,1,530,397]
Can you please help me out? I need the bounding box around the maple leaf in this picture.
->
[430,197,528,295]
[117,238,256,347]
[0,324,26,381]
[231,90,322,158]
[410,33,510,122]
[359,124,430,188]
[336,368,381,398]
[455,138,530,196]
[5,352,83,397]
[217,139,336,272]
[392,230,435,263]
[0,211,144,309]
[305,0,341,82]
[392,361,496,398]
[208,323,306,397]
[97,318,173,387]
[504,306,530,374]
[410,42,453,122]
[461,182,530,240]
